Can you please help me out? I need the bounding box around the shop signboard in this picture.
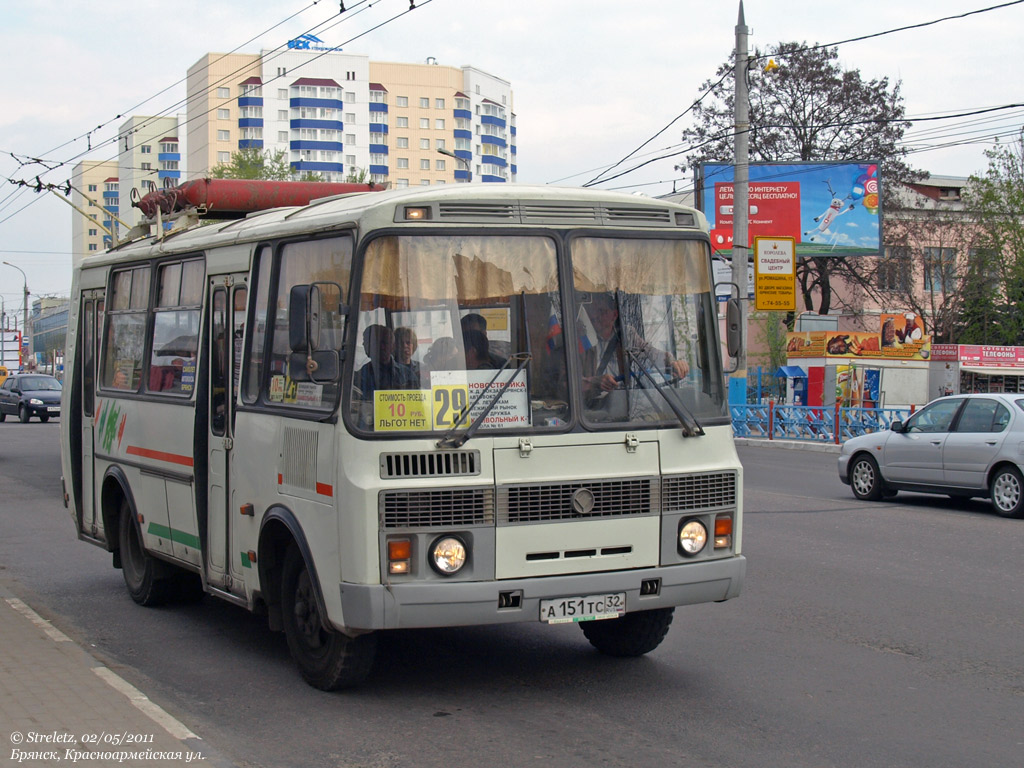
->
[754,237,796,311]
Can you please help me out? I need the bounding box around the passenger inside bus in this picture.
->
[460,313,506,368]
[394,326,421,383]
[357,324,417,398]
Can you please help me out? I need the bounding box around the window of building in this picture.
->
[396,178,409,188]
[278,88,288,100]
[420,138,430,150]
[217,151,231,163]
[88,243,98,252]
[217,87,230,98]
[370,132,386,144]
[345,155,356,166]
[88,184,98,192]
[436,159,446,171]
[345,133,356,144]
[420,179,431,186]
[396,117,408,128]
[279,131,289,143]
[276,68,287,78]
[370,90,386,103]
[396,137,409,148]
[218,108,230,120]
[345,91,355,102]
[420,159,430,170]
[435,119,445,130]
[88,228,97,236]
[396,96,408,107]
[924,247,957,293]
[877,246,911,293]
[370,154,386,166]
[436,139,446,150]
[141,145,151,154]
[396,158,409,169]
[141,162,152,171]
[455,97,470,110]
[240,106,262,119]
[435,98,445,110]
[277,109,288,121]
[419,97,429,109]
[420,118,429,129]
[345,112,356,123]
[217,130,230,141]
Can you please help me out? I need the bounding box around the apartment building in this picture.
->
[185,46,515,187]
[117,115,184,229]
[70,160,119,267]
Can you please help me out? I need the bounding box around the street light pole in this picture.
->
[437,148,471,182]
[3,261,28,351]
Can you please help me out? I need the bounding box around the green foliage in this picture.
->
[346,166,369,184]
[749,310,791,377]
[209,147,294,180]
[957,138,1024,344]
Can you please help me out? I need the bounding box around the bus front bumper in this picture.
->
[337,555,745,631]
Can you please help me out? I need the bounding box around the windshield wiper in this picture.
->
[437,292,533,449]
[623,347,704,437]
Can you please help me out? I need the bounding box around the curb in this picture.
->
[735,436,841,454]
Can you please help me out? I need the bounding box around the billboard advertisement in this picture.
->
[698,162,882,258]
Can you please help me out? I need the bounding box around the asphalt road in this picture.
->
[1,423,1022,768]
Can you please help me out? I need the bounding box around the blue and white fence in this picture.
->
[731,403,914,444]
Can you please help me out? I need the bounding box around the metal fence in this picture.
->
[731,403,914,443]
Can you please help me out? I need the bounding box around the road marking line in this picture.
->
[93,667,199,741]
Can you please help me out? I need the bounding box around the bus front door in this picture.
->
[79,294,102,536]
[206,277,247,590]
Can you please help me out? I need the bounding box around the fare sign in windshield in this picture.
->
[754,237,796,311]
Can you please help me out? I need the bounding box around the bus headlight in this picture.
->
[430,536,467,575]
[678,519,708,556]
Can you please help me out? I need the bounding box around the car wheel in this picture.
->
[0,411,5,422]
[580,607,675,657]
[281,544,376,690]
[850,454,884,501]
[990,465,1024,519]
[118,499,174,606]
[18,405,30,423]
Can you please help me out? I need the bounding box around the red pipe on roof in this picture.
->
[132,178,384,220]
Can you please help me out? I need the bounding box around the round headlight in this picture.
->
[678,520,708,555]
[431,536,467,575]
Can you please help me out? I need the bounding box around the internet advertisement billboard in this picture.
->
[697,162,882,258]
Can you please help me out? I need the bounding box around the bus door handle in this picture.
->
[222,437,234,451]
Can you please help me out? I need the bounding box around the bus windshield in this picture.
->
[347,233,725,436]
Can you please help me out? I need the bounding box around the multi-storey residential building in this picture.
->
[185,47,515,187]
[117,115,184,230]
[70,160,119,267]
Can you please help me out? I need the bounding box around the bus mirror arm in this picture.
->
[288,350,340,384]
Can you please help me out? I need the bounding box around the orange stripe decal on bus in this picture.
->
[126,446,195,467]
[316,482,333,497]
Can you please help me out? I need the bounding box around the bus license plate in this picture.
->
[540,593,626,624]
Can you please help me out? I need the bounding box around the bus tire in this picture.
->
[281,544,376,690]
[580,607,674,657]
[118,499,174,606]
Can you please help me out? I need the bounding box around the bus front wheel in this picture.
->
[118,500,173,606]
[580,607,675,657]
[281,545,376,690]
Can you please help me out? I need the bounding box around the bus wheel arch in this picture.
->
[100,467,137,560]
[258,507,325,634]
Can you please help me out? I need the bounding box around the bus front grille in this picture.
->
[662,471,737,511]
[380,487,495,529]
[380,450,480,478]
[497,478,659,524]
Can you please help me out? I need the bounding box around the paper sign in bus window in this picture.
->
[374,389,432,431]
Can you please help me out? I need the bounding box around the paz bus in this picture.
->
[60,182,745,690]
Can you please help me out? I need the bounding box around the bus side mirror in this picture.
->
[289,282,345,384]
[726,297,741,360]
[289,285,319,353]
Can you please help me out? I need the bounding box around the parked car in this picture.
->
[0,373,62,423]
[838,393,1024,518]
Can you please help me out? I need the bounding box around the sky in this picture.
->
[1,0,1022,314]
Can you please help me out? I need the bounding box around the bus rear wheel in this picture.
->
[580,607,675,657]
[118,500,174,606]
[281,545,376,690]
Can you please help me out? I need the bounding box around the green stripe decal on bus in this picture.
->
[146,523,201,550]
[240,552,253,569]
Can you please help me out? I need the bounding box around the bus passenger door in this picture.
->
[80,295,103,535]
[206,277,247,588]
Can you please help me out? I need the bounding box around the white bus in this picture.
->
[60,183,744,690]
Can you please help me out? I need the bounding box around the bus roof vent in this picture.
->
[437,202,517,221]
[603,206,674,225]
[520,203,600,223]
[380,450,481,479]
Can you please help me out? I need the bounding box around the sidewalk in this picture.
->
[0,582,220,768]
[734,436,841,454]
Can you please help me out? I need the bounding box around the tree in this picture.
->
[209,147,294,180]
[956,136,1024,344]
[681,42,917,317]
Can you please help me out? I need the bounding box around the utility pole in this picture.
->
[731,1,750,394]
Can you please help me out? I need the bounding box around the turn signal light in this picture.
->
[388,539,412,574]
[714,516,733,549]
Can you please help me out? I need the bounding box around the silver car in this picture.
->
[838,393,1024,518]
